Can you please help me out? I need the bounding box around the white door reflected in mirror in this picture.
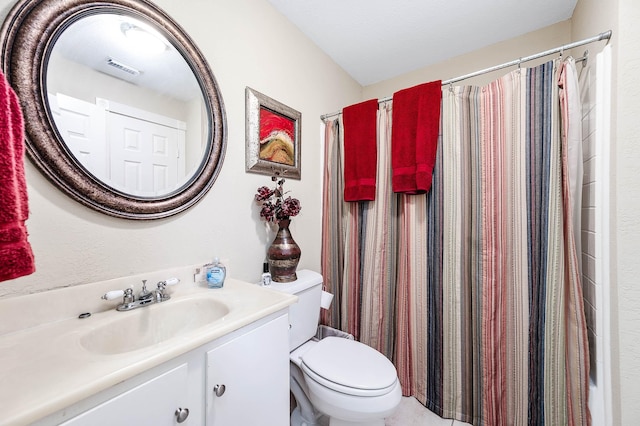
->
[46,13,207,198]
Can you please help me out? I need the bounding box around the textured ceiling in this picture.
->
[266,0,578,85]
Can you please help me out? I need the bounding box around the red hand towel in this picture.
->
[343,99,378,201]
[0,70,35,282]
[391,80,442,194]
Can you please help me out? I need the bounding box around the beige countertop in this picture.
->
[0,274,296,426]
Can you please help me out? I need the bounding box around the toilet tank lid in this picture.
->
[269,270,323,294]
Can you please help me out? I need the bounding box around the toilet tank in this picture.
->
[270,270,323,351]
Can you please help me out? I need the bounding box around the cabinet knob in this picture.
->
[213,383,226,397]
[175,407,190,423]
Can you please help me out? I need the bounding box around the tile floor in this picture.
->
[293,395,472,425]
[386,397,471,426]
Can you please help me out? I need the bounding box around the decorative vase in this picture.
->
[267,219,301,282]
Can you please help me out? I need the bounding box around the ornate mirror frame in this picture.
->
[0,0,226,219]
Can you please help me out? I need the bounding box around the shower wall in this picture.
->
[579,45,612,425]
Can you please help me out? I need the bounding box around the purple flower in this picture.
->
[255,176,301,222]
[255,186,274,201]
[281,197,301,217]
[260,204,276,221]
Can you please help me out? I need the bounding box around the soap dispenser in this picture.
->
[206,257,226,289]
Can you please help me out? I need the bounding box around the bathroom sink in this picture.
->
[80,297,229,355]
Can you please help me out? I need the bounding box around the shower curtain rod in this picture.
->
[320,30,612,121]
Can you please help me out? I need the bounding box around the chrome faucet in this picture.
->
[155,279,173,303]
[138,279,152,302]
[102,278,180,311]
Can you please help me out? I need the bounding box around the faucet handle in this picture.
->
[102,289,124,301]
[157,278,180,291]
[155,278,179,303]
[101,286,134,302]
[159,277,180,287]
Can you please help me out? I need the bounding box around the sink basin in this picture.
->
[80,297,229,355]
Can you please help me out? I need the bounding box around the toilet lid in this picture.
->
[300,336,398,396]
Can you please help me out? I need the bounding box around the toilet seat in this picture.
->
[300,336,398,397]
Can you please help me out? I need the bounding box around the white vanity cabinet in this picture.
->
[35,310,290,426]
[206,313,290,425]
[59,364,190,426]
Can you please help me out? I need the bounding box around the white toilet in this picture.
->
[270,270,402,426]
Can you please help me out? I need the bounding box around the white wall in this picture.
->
[611,0,640,425]
[610,2,640,423]
[612,2,640,422]
[0,0,362,298]
[363,21,572,98]
[47,55,192,122]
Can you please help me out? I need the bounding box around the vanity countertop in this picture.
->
[0,277,296,426]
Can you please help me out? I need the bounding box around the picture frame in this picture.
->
[245,87,301,179]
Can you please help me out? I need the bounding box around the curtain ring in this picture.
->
[582,50,590,67]
[448,82,453,93]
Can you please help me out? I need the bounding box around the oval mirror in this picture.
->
[0,0,226,219]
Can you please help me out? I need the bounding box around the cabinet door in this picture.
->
[61,363,190,426]
[206,314,289,426]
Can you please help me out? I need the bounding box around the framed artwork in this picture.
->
[245,87,301,179]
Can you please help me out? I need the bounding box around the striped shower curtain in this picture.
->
[320,59,590,425]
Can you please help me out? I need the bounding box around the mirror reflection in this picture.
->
[47,13,208,197]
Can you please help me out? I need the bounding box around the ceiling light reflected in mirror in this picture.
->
[121,20,168,54]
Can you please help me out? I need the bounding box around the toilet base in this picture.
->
[291,405,385,426]
[291,406,328,426]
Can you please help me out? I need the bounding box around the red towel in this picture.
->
[391,80,442,194]
[342,99,378,201]
[0,70,35,282]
